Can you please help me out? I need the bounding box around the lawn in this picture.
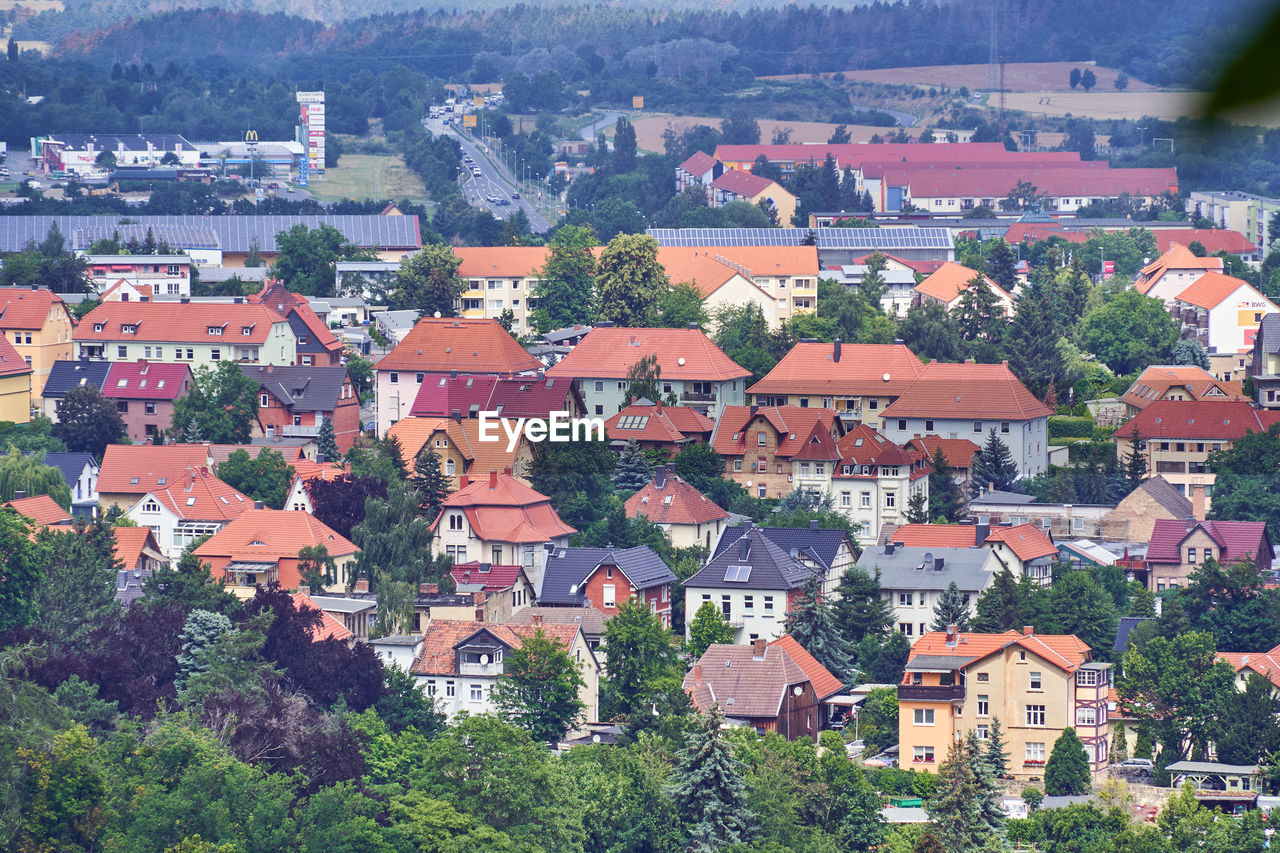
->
[303,153,428,203]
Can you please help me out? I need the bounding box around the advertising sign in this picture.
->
[1103,261,1115,275]
[296,91,324,104]
[632,96,644,109]
[463,114,478,128]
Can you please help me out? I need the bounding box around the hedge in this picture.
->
[1048,416,1095,439]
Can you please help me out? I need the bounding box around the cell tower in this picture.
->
[987,4,1000,91]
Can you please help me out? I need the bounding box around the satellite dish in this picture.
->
[592,734,602,743]
[480,654,490,665]
[882,372,891,382]
[677,357,686,366]
[434,310,442,318]
[793,686,804,696]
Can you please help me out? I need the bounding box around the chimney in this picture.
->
[459,475,469,489]
[884,542,895,555]
[945,624,957,645]
[488,470,498,490]
[472,591,485,606]
[179,296,190,304]
[1191,483,1207,521]
[1022,625,1034,636]
[688,321,700,330]
[532,613,543,626]
[254,500,264,510]
[354,575,370,593]
[809,519,819,530]
[833,338,842,363]
[13,490,25,500]
[752,638,767,659]
[419,582,438,594]
[693,663,703,686]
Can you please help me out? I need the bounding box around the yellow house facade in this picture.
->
[0,287,74,403]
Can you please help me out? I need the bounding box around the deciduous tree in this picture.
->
[595,233,669,328]
[532,224,598,333]
[687,600,736,658]
[389,243,467,318]
[51,385,125,458]
[169,362,259,444]
[216,448,294,509]
[492,627,586,743]
[603,599,683,718]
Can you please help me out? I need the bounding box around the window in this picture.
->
[1025,705,1046,726]
[1187,548,1197,564]
[116,401,128,413]
[899,592,913,606]
[913,746,935,764]
[721,595,731,620]
[860,491,871,508]
[897,419,906,431]
[800,462,810,477]
[445,459,455,476]
[976,672,990,682]
[884,491,896,508]
[1072,517,1084,531]
[145,402,156,415]
[603,584,616,607]
[594,380,604,392]
[758,484,767,498]
[448,514,464,531]
[1001,421,1010,434]
[841,491,851,507]
[977,724,989,739]
[1029,672,1042,690]
[117,345,128,358]
[1076,707,1097,726]
[260,393,269,407]
[242,326,253,336]
[977,695,989,716]
[446,681,456,697]
[899,622,914,636]
[1076,670,1099,686]
[913,708,934,725]
[210,348,220,361]
[389,372,399,384]
[491,546,503,564]
[733,459,743,472]
[763,596,774,614]
[207,326,224,336]
[743,595,754,612]
[757,432,767,446]
[973,420,982,433]
[469,684,483,702]
[1025,742,1046,762]
[425,680,437,696]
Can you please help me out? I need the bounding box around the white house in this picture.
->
[855,543,1002,642]
[1171,272,1279,356]
[125,466,254,560]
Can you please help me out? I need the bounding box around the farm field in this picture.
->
[303,153,428,203]
[764,62,1154,93]
[632,115,900,154]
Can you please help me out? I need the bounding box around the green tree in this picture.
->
[603,598,683,718]
[927,735,997,853]
[595,233,669,328]
[1004,276,1067,400]
[985,717,1009,779]
[859,687,900,754]
[613,116,638,173]
[1172,338,1211,369]
[169,362,259,444]
[899,301,965,363]
[374,664,445,737]
[951,274,1005,359]
[32,519,123,652]
[409,447,451,523]
[1111,723,1129,763]
[783,572,852,681]
[140,539,239,616]
[625,352,663,406]
[659,281,711,329]
[271,223,370,297]
[1121,426,1149,491]
[532,224,599,333]
[297,544,338,592]
[966,729,1006,834]
[389,243,466,318]
[1080,290,1179,374]
[1215,672,1280,765]
[672,442,726,492]
[1069,68,1082,89]
[296,782,392,853]
[0,448,72,507]
[613,437,653,492]
[904,490,929,524]
[492,627,587,743]
[1080,68,1097,92]
[927,448,966,522]
[528,435,616,530]
[819,730,887,850]
[930,581,971,632]
[968,429,1019,498]
[687,600,737,658]
[669,703,754,852]
[174,608,235,692]
[14,725,107,853]
[216,448,295,509]
[712,302,780,381]
[352,481,446,634]
[1044,728,1091,795]
[833,566,893,643]
[345,353,374,403]
[51,384,126,459]
[315,417,338,463]
[972,568,1022,633]
[1045,571,1118,655]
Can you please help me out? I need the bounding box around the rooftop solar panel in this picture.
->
[647,226,954,251]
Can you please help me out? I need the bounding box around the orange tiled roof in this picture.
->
[454,246,550,279]
[659,252,759,299]
[657,245,819,284]
[292,592,354,642]
[409,619,581,675]
[207,444,306,468]
[713,406,840,460]
[904,435,981,470]
[98,444,212,495]
[5,494,71,526]
[605,400,714,446]
[914,261,1009,305]
[984,523,1057,562]
[1135,244,1222,294]
[748,341,926,398]
[147,467,253,522]
[112,525,161,571]
[1121,365,1246,411]
[0,333,30,379]
[770,634,845,699]
[547,327,750,382]
[908,629,1091,673]
[432,473,575,542]
[375,317,542,374]
[626,469,728,526]
[0,287,68,330]
[74,301,287,344]
[891,523,980,548]
[290,459,346,483]
[836,423,914,468]
[195,507,358,561]
[880,361,1052,421]
[387,417,525,479]
[1218,650,1280,689]
[1174,272,1268,311]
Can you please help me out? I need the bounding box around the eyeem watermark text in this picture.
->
[478,411,606,452]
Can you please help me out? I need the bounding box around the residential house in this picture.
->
[249,280,344,366]
[1106,476,1196,543]
[112,525,166,574]
[1251,314,1280,408]
[547,325,751,420]
[429,471,576,588]
[6,494,72,527]
[537,545,677,627]
[375,310,419,345]
[1134,244,1224,305]
[197,507,360,595]
[625,467,729,551]
[40,359,111,421]
[708,170,798,228]
[710,523,858,582]
[855,543,1001,641]
[1186,190,1280,253]
[0,333,32,422]
[605,399,715,458]
[127,466,253,560]
[683,526,825,643]
[409,619,601,725]
[42,451,99,517]
[898,627,1111,779]
[291,592,355,642]
[684,636,846,741]
[1216,646,1280,695]
[656,246,818,329]
[1120,365,1247,417]
[85,255,193,297]
[450,562,537,616]
[1170,273,1277,356]
[1142,518,1272,593]
[374,318,541,434]
[74,300,297,369]
[823,253,927,317]
[831,424,931,543]
[453,246,549,334]
[967,492,1115,543]
[904,435,981,487]
[712,405,842,500]
[282,460,346,513]
[102,361,192,442]
[244,364,361,453]
[879,360,1053,479]
[913,262,1014,315]
[504,606,611,652]
[983,523,1058,583]
[1114,400,1277,504]
[387,417,533,487]
[95,443,212,511]
[371,635,424,671]
[891,523,987,549]
[409,373,585,422]
[746,340,926,426]
[0,287,74,402]
[412,586,494,634]
[675,151,723,198]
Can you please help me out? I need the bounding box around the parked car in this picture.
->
[1118,758,1154,778]
[510,190,519,198]
[267,182,280,189]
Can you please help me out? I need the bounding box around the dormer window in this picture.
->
[208,325,225,336]
[241,325,254,336]
[142,500,159,513]
[93,323,104,333]
[121,324,137,334]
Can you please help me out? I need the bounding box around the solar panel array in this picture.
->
[647,227,954,251]
[70,225,221,251]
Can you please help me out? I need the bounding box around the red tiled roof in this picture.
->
[660,253,756,299]
[748,341,925,398]
[836,424,914,468]
[1174,272,1269,311]
[291,592,353,642]
[387,417,527,480]
[450,561,524,592]
[880,361,1052,421]
[112,526,161,571]
[432,472,575,543]
[0,333,31,378]
[1121,366,1246,411]
[908,629,1091,673]
[770,634,844,699]
[893,165,1177,200]
[892,524,980,548]
[711,168,776,197]
[410,619,581,676]
[1153,229,1256,256]
[713,406,840,460]
[207,444,305,469]
[547,327,750,382]
[148,467,253,522]
[454,246,550,279]
[679,151,719,176]
[74,301,287,344]
[1119,399,1267,441]
[605,400,714,446]
[98,444,211,495]
[625,469,728,526]
[984,523,1057,562]
[0,287,68,330]
[375,317,542,374]
[195,507,358,561]
[1145,518,1270,565]
[5,494,71,526]
[904,435,981,469]
[1217,651,1280,689]
[290,460,345,484]
[683,634,844,717]
[1135,244,1222,294]
[714,141,1017,167]
[409,374,578,419]
[102,361,191,400]
[249,280,343,356]
[914,262,1009,306]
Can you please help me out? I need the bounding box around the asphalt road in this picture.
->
[424,116,551,233]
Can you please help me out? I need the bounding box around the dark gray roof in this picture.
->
[856,544,996,593]
[370,634,423,646]
[1135,475,1194,519]
[712,524,853,573]
[42,452,97,488]
[70,224,221,251]
[42,359,111,398]
[905,653,980,671]
[1165,760,1259,775]
[0,216,421,254]
[687,527,818,591]
[115,568,152,605]
[1113,616,1152,653]
[1039,796,1095,810]
[970,489,1037,505]
[52,133,194,152]
[539,546,675,605]
[200,266,269,283]
[1258,314,1280,355]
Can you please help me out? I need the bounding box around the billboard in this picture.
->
[463,114,477,128]
[296,91,324,104]
[296,91,325,174]
[632,96,644,109]
[1103,261,1115,275]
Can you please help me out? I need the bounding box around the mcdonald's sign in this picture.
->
[244,130,258,143]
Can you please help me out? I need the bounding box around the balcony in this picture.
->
[459,661,504,677]
[897,684,966,702]
[682,390,717,403]
[282,424,320,437]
